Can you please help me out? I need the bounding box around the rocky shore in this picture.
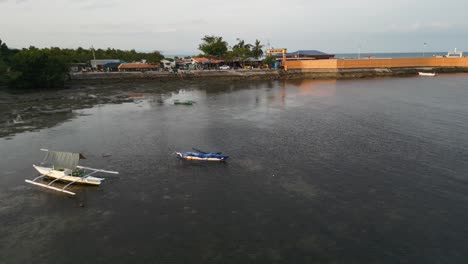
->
[69,67,468,84]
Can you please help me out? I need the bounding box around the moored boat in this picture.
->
[25,149,119,195]
[418,72,437,76]
[32,165,103,185]
[176,150,228,161]
[174,99,194,105]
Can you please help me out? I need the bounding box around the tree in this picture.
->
[263,55,277,68]
[252,39,264,59]
[0,39,8,56]
[0,39,12,85]
[231,38,253,67]
[9,47,68,89]
[146,51,164,63]
[0,58,8,84]
[0,39,16,65]
[0,38,166,89]
[0,39,7,74]
[232,38,252,50]
[198,35,228,58]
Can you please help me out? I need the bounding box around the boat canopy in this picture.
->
[43,150,85,169]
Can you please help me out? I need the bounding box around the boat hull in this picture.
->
[174,100,194,105]
[33,165,103,185]
[418,72,437,76]
[176,152,228,161]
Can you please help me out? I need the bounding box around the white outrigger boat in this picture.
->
[25,149,118,195]
[418,72,437,76]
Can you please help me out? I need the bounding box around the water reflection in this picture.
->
[284,79,337,97]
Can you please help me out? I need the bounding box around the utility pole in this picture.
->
[91,45,96,60]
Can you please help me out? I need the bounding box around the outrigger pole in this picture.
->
[25,176,77,195]
[76,166,119,174]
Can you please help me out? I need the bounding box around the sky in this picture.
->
[1,0,468,55]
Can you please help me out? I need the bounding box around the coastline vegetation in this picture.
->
[0,38,164,89]
[198,35,274,66]
[0,35,272,89]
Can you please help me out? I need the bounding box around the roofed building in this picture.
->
[192,57,224,69]
[103,62,121,72]
[90,59,121,70]
[118,63,159,72]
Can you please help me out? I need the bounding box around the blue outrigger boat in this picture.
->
[176,148,228,161]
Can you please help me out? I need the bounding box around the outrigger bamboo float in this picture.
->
[176,148,229,161]
[25,149,118,196]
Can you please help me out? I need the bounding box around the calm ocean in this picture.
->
[335,52,451,59]
[1,75,468,263]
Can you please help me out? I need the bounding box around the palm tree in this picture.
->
[233,38,252,50]
[198,35,228,58]
[252,39,264,59]
[232,38,254,67]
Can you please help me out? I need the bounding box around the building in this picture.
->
[445,48,463,58]
[191,57,224,69]
[69,63,88,72]
[161,59,176,69]
[90,59,121,70]
[102,62,121,72]
[175,59,193,70]
[118,63,159,72]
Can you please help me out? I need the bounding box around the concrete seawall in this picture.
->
[69,70,283,82]
[69,66,468,84]
[285,57,468,69]
[289,67,468,78]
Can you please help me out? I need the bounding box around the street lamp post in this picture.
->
[423,42,427,57]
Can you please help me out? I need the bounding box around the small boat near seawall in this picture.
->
[418,72,437,76]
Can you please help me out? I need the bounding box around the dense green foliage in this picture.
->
[198,35,229,58]
[57,47,164,64]
[0,39,16,85]
[8,47,68,89]
[252,39,264,59]
[0,39,164,89]
[262,55,277,66]
[198,36,266,66]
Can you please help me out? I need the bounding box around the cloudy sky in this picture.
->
[1,0,467,55]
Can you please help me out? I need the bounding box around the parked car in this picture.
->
[219,65,230,70]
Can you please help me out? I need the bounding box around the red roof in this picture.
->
[192,57,210,63]
[118,63,159,69]
[192,57,224,64]
[176,59,192,63]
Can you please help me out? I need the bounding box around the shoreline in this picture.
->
[68,67,468,84]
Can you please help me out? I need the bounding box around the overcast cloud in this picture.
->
[1,0,467,54]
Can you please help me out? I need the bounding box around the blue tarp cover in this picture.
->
[181,152,228,160]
